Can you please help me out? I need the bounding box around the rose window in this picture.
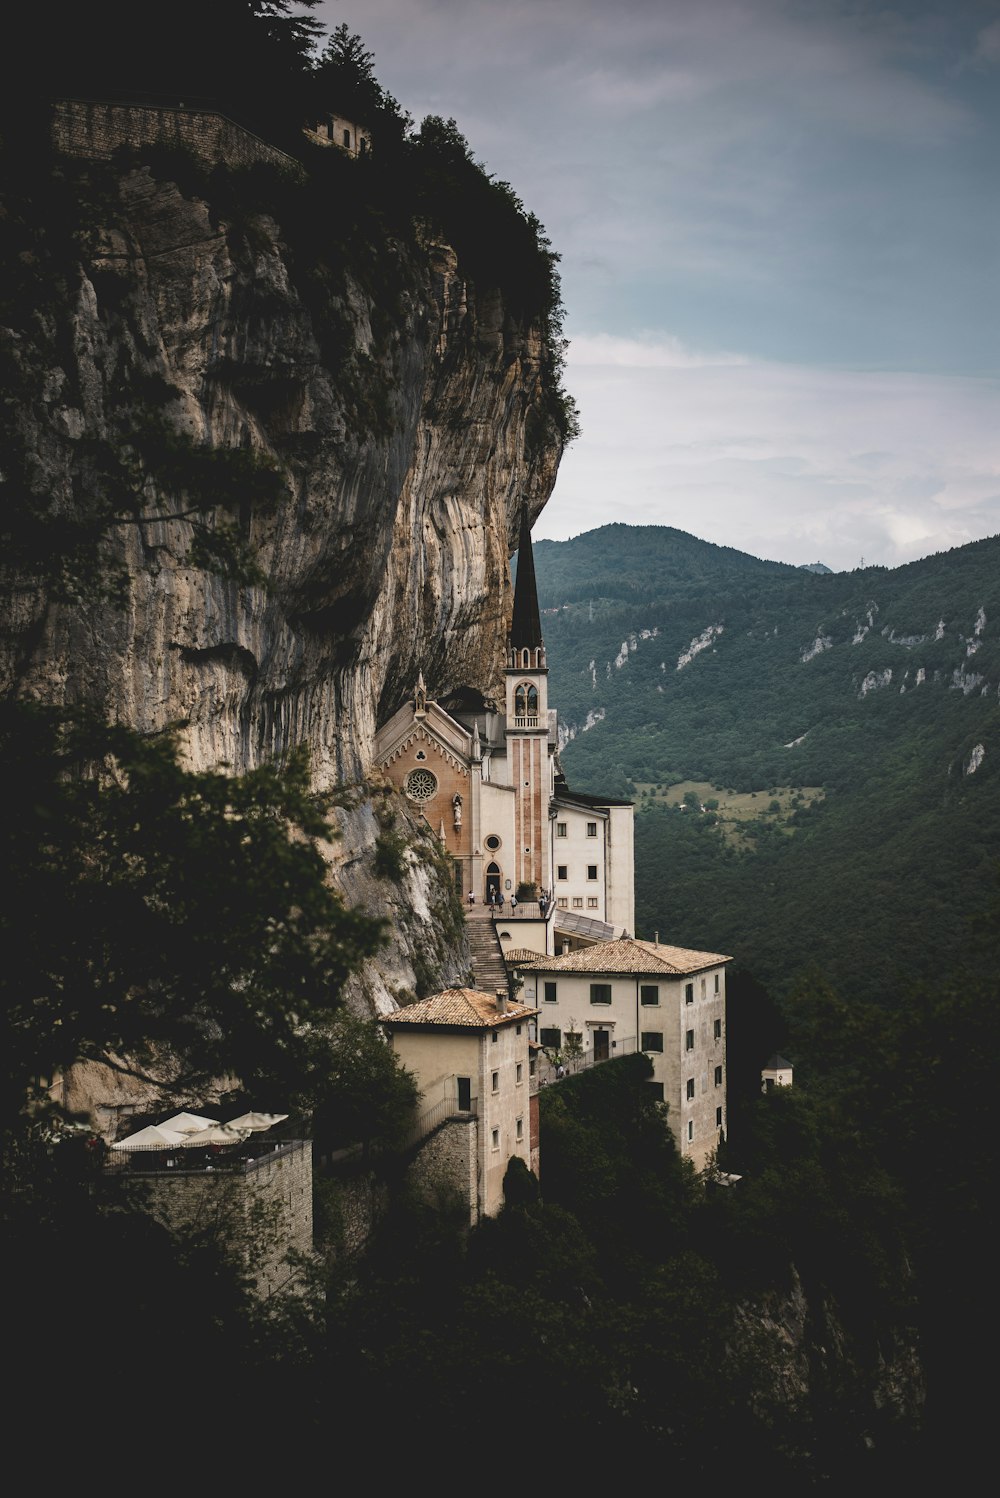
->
[405,768,438,802]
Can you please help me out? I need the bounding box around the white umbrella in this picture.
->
[176,1124,251,1147]
[223,1112,288,1132]
[157,1112,220,1135]
[110,1124,187,1150]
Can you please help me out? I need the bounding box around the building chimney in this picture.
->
[495,987,507,1014]
[654,931,659,947]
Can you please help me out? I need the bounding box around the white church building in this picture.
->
[373,508,635,953]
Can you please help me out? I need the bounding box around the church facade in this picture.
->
[372,511,635,951]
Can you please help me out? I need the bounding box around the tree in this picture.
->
[0,702,385,1131]
[310,1012,418,1152]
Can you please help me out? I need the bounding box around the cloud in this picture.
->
[539,334,1000,571]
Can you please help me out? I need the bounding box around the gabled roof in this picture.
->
[762,1053,794,1071]
[553,910,622,942]
[515,937,731,976]
[382,987,537,1029]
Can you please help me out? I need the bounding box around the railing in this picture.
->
[102,1136,304,1176]
[530,1035,638,1094]
[401,1091,478,1150]
[490,902,551,921]
[512,716,539,729]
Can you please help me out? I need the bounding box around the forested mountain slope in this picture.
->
[534,524,1000,1006]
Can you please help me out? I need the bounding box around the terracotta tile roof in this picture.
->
[503,948,549,965]
[513,937,731,976]
[383,987,537,1029]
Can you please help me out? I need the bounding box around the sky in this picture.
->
[314,0,1000,572]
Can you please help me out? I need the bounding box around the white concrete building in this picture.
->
[516,938,731,1169]
[382,987,537,1220]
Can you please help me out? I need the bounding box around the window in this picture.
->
[544,981,557,1003]
[405,767,438,802]
[516,1063,523,1085]
[714,1066,723,1086]
[457,1076,471,1110]
[686,1029,695,1051]
[572,897,583,909]
[640,985,659,1007]
[684,982,694,1004]
[343,128,351,147]
[514,683,538,717]
[587,865,598,881]
[714,1018,722,1040]
[641,1032,663,1052]
[491,1128,500,1150]
[557,864,568,880]
[516,1024,522,1035]
[557,897,568,909]
[540,1027,561,1049]
[516,1117,523,1141]
[485,834,501,850]
[492,1030,498,1043]
[586,822,598,837]
[491,1070,499,1093]
[556,822,567,838]
[648,1082,664,1102]
[687,1120,694,1142]
[686,1077,695,1099]
[590,983,612,1005]
[716,1107,723,1127]
[587,897,599,908]
[714,973,720,994]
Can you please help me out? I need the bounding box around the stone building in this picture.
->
[373,509,635,947]
[382,987,536,1220]
[303,112,372,155]
[516,937,731,1169]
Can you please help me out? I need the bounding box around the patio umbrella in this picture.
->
[176,1124,251,1147]
[157,1112,220,1135]
[223,1112,288,1131]
[110,1124,187,1150]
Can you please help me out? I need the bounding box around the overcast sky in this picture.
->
[315,0,1000,572]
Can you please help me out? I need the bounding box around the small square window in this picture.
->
[572,896,583,908]
[557,864,568,880]
[687,1120,694,1141]
[648,1082,665,1102]
[491,1070,499,1093]
[686,1077,695,1099]
[586,822,597,837]
[556,822,567,838]
[684,983,694,1004]
[540,1027,561,1049]
[587,897,599,908]
[714,1065,723,1086]
[516,1117,523,1140]
[640,985,659,1006]
[714,1018,722,1040]
[557,897,568,909]
[642,1032,663,1052]
[544,981,557,1003]
[516,1063,523,1085]
[590,983,612,1006]
[686,1029,695,1051]
[587,865,598,881]
[716,1107,723,1127]
[492,1128,500,1150]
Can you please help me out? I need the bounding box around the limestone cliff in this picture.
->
[1,143,565,1009]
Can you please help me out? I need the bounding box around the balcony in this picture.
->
[512,715,539,729]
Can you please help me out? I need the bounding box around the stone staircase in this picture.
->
[464,907,509,995]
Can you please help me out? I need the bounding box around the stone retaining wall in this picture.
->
[52,98,301,175]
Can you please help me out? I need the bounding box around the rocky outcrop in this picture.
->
[1,149,564,1012]
[2,156,561,784]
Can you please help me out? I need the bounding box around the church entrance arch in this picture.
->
[485,862,502,903]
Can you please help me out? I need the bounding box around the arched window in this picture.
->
[514,683,538,717]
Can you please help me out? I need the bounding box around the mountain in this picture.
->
[534,524,1000,1008]
[799,561,832,574]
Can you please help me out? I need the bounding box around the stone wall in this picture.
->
[122,1140,313,1299]
[52,98,301,175]
[405,1115,479,1224]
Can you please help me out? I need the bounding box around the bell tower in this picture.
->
[505,506,552,897]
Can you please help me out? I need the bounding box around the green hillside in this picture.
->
[535,525,1000,1006]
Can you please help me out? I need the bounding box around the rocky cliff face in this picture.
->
[1,149,564,1009]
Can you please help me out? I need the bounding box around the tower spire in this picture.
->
[510,504,544,653]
